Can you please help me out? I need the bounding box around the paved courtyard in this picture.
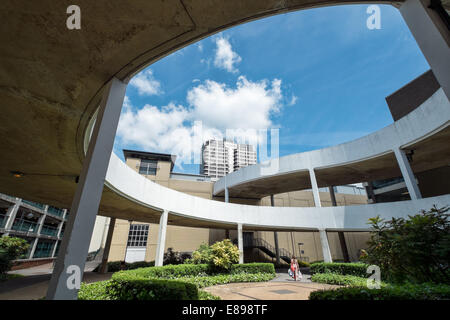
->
[203,271,339,300]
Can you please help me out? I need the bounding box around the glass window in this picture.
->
[127,224,149,247]
[139,159,158,175]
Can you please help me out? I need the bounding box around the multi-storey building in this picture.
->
[201,140,256,180]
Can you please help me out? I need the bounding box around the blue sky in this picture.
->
[113,4,429,174]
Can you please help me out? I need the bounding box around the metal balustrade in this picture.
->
[22,199,45,210]
[11,218,38,233]
[41,225,58,237]
[47,206,64,217]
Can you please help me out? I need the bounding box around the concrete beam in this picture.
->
[3,198,21,235]
[400,0,450,100]
[155,210,168,267]
[309,169,321,207]
[46,78,127,300]
[394,148,422,199]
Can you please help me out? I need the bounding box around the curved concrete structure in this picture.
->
[1,0,449,299]
[213,88,450,198]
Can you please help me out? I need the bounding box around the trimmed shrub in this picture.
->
[121,264,211,279]
[309,283,450,300]
[231,263,275,275]
[310,262,369,277]
[94,260,155,273]
[311,273,379,287]
[78,281,111,300]
[186,240,239,271]
[108,272,198,300]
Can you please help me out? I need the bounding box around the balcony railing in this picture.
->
[22,199,45,211]
[11,218,38,233]
[41,225,58,237]
[47,206,64,217]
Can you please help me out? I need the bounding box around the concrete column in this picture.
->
[99,218,116,273]
[270,195,280,265]
[224,187,229,203]
[29,213,47,259]
[3,198,22,234]
[155,210,168,267]
[400,0,450,100]
[328,186,337,206]
[237,223,244,264]
[394,148,422,199]
[319,229,332,263]
[309,168,321,207]
[46,78,127,300]
[328,186,350,262]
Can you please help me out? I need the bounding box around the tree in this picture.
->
[362,206,449,284]
[0,236,30,274]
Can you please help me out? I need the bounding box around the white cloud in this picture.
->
[213,37,242,73]
[288,95,298,106]
[116,76,284,168]
[129,69,163,96]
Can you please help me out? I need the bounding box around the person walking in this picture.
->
[290,256,300,281]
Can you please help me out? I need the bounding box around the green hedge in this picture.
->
[311,273,379,287]
[310,283,450,300]
[94,261,156,273]
[108,272,198,300]
[121,264,210,279]
[231,263,275,275]
[310,262,369,277]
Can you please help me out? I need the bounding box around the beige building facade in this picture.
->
[106,150,370,264]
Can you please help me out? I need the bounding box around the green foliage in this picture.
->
[311,273,386,287]
[231,263,275,275]
[78,263,276,300]
[309,282,450,300]
[163,248,191,265]
[310,262,369,278]
[0,236,29,274]
[78,281,112,300]
[186,240,240,271]
[94,260,155,273]
[186,243,212,265]
[121,264,210,279]
[363,206,450,284]
[210,239,240,271]
[108,273,198,300]
[198,290,221,300]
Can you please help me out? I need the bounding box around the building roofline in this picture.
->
[123,149,176,171]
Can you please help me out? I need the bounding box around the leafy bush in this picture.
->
[198,290,221,300]
[108,272,198,300]
[78,281,111,300]
[210,239,240,271]
[309,282,450,300]
[363,206,450,284]
[231,263,275,275]
[187,240,239,271]
[123,264,210,279]
[311,273,382,287]
[187,243,212,265]
[310,262,369,278]
[164,248,191,265]
[0,237,29,274]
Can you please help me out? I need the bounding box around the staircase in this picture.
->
[244,237,293,264]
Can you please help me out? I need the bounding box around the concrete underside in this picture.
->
[1,0,450,230]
